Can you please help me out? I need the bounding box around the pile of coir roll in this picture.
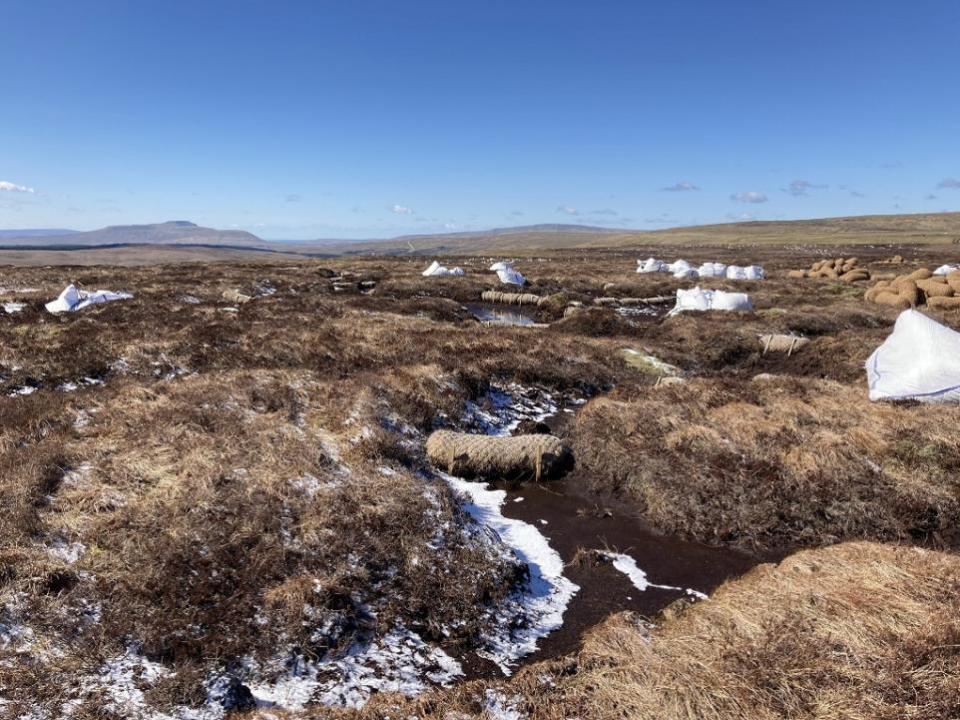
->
[788,257,871,282]
[865,268,960,310]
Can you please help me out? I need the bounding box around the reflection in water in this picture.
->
[466,303,538,326]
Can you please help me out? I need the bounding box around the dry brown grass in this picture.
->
[574,375,960,552]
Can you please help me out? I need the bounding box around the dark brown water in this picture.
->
[456,471,759,679]
[499,473,757,663]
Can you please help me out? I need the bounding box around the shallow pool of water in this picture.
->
[457,473,757,677]
[465,302,538,326]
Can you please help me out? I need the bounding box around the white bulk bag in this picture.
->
[866,309,960,403]
[669,286,753,315]
[422,261,465,277]
[725,265,765,280]
[422,260,443,276]
[710,290,753,311]
[497,267,527,285]
[45,284,133,314]
[697,262,727,278]
[672,287,712,313]
[637,257,667,273]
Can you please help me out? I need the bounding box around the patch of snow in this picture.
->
[462,384,556,437]
[8,385,37,397]
[3,302,26,314]
[246,625,462,710]
[73,410,93,430]
[442,473,578,674]
[602,552,707,600]
[91,649,170,713]
[47,539,86,565]
[0,614,35,653]
[78,646,227,719]
[484,689,526,720]
[615,305,658,318]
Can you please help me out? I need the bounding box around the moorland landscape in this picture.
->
[1,222,960,718]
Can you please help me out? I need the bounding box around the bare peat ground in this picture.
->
[2,244,960,719]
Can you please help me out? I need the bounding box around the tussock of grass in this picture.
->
[559,542,960,720]
[574,376,960,551]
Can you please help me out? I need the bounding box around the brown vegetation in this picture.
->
[2,244,960,716]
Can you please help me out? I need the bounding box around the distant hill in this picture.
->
[311,212,960,255]
[603,212,960,247]
[0,228,79,238]
[313,224,633,255]
[0,221,265,248]
[395,223,623,241]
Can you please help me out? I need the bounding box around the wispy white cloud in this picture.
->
[850,190,866,198]
[660,181,700,192]
[556,205,579,215]
[783,179,826,197]
[938,178,960,189]
[730,191,768,204]
[588,208,619,216]
[726,211,756,221]
[284,193,302,203]
[390,204,414,215]
[443,222,459,230]
[0,181,35,194]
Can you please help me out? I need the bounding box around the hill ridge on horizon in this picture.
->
[2,211,959,257]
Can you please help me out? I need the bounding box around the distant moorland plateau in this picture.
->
[1,212,958,265]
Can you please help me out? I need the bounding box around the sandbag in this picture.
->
[426,430,573,480]
[866,309,960,402]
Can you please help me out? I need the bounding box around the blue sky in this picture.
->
[1,0,959,240]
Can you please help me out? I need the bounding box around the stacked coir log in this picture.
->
[788,257,870,282]
[865,268,960,309]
